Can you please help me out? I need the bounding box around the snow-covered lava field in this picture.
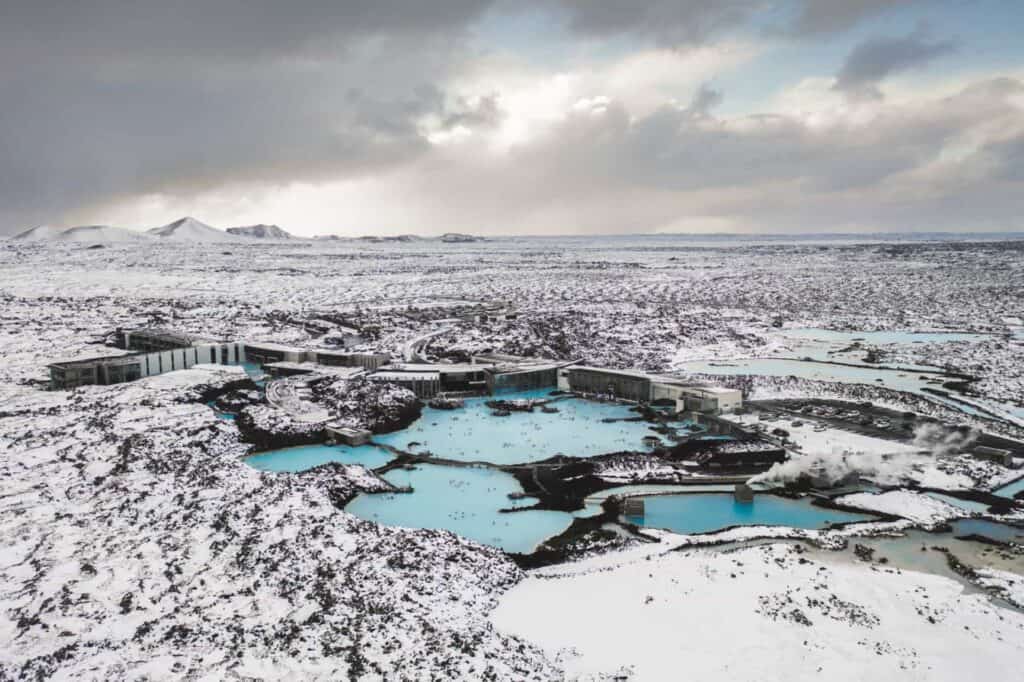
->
[2,233,1024,680]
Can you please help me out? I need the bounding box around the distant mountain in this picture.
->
[11,225,62,241]
[11,224,151,242]
[439,232,485,243]
[226,224,294,239]
[148,217,239,242]
[356,234,424,243]
[58,225,153,242]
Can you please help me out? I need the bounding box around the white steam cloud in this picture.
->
[751,423,978,488]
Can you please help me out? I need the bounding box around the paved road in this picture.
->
[402,325,454,362]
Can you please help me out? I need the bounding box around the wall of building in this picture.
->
[49,342,247,390]
[567,369,651,402]
[487,367,558,394]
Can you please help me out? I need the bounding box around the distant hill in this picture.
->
[148,217,239,242]
[356,234,424,243]
[226,224,294,239]
[11,224,151,242]
[439,232,485,243]
[58,225,153,242]
[11,225,62,241]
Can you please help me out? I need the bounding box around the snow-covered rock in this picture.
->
[835,490,968,526]
[311,377,422,433]
[148,216,239,242]
[226,224,295,239]
[9,225,62,241]
[10,224,152,242]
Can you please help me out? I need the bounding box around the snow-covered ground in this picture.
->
[835,490,968,526]
[2,236,1023,679]
[492,542,1024,681]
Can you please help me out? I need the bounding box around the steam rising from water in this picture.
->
[751,422,978,488]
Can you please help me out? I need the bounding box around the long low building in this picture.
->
[564,366,654,402]
[379,363,491,394]
[560,366,742,413]
[368,371,441,398]
[49,341,246,390]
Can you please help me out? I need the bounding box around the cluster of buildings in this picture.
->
[558,366,743,415]
[47,328,387,390]
[48,327,744,416]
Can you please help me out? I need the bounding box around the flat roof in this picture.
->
[124,327,214,344]
[568,365,654,380]
[371,371,440,381]
[384,363,491,374]
[243,341,307,353]
[267,361,366,375]
[487,362,563,375]
[684,386,742,395]
[314,349,388,358]
[49,352,141,369]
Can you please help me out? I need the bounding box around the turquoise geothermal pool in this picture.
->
[244,391,884,553]
[370,389,669,465]
[247,443,394,472]
[345,463,574,554]
[625,493,877,535]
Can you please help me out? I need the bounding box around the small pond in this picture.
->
[923,492,993,515]
[625,492,877,535]
[994,476,1024,499]
[951,518,1024,544]
[246,443,394,472]
[345,463,574,554]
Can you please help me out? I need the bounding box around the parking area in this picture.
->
[748,399,919,443]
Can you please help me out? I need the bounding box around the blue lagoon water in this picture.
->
[924,492,992,515]
[625,493,876,535]
[371,390,669,464]
[995,476,1024,499]
[247,443,394,472]
[346,463,574,553]
[951,519,1024,543]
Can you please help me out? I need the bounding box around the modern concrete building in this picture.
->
[972,445,1014,467]
[369,371,441,398]
[381,363,491,394]
[243,342,307,365]
[264,362,366,380]
[565,366,653,402]
[675,386,743,414]
[484,362,562,393]
[314,350,390,371]
[49,341,246,390]
[326,424,372,446]
[48,354,143,389]
[119,327,212,352]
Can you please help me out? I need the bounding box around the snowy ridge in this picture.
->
[10,224,152,242]
[147,216,241,242]
[226,224,295,239]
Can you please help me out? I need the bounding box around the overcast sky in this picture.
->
[3,0,1023,236]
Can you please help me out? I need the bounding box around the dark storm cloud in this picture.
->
[0,1,496,231]
[540,0,913,45]
[835,31,956,96]
[792,0,916,35]
[0,0,1005,234]
[392,77,1024,234]
[0,0,492,62]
